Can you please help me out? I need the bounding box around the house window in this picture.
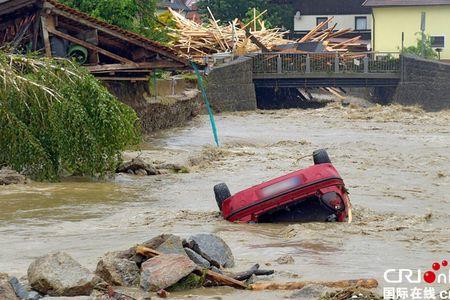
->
[430,36,445,48]
[355,16,367,30]
[316,17,328,29]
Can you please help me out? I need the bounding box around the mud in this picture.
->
[0,103,449,299]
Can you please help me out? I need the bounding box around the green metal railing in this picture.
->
[253,52,400,75]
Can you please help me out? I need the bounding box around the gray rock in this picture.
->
[187,234,234,268]
[117,158,157,176]
[27,252,97,296]
[95,252,140,287]
[9,277,42,300]
[289,284,336,299]
[134,169,148,176]
[107,286,152,300]
[276,254,295,265]
[184,248,210,268]
[0,167,27,185]
[0,273,19,300]
[156,235,187,256]
[140,254,197,292]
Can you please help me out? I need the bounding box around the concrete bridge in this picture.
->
[206,53,450,111]
[252,52,400,88]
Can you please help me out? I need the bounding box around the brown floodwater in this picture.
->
[1,104,450,299]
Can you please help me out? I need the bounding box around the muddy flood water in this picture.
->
[1,104,450,299]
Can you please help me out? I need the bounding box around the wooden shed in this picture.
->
[0,0,189,80]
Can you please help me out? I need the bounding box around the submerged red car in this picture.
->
[214,150,352,223]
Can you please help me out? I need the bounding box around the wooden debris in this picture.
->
[250,279,379,291]
[167,7,291,62]
[227,264,274,281]
[166,8,366,64]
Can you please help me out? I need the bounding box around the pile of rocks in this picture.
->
[0,167,27,185]
[116,158,189,176]
[1,233,270,300]
[116,158,158,176]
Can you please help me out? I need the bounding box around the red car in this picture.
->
[214,150,352,223]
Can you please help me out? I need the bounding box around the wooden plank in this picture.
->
[203,270,248,290]
[96,77,149,81]
[250,279,378,291]
[46,27,134,64]
[40,16,52,57]
[87,61,184,72]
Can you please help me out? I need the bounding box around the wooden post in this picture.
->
[306,54,311,73]
[40,16,52,57]
[334,53,340,73]
[363,54,369,73]
[277,54,282,74]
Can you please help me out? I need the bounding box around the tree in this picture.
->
[402,33,437,59]
[197,0,295,30]
[59,0,171,43]
[0,52,140,180]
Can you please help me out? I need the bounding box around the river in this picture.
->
[1,104,449,299]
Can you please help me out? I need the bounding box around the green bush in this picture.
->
[0,52,140,180]
[401,33,437,59]
[59,0,172,43]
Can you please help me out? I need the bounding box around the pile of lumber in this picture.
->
[167,8,291,61]
[293,17,366,53]
[167,9,367,62]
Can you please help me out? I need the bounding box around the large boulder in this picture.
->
[187,234,234,268]
[95,252,140,287]
[155,235,186,256]
[27,252,97,296]
[0,167,27,185]
[0,273,19,300]
[140,254,197,292]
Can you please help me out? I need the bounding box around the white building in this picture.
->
[293,0,372,42]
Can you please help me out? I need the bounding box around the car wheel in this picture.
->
[214,183,231,210]
[313,149,331,164]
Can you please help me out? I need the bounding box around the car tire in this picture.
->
[313,149,331,164]
[214,183,231,210]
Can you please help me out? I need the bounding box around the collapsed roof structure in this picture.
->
[0,0,188,81]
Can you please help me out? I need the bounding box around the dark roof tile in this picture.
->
[294,0,371,15]
[363,0,450,6]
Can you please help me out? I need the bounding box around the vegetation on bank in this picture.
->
[197,0,295,30]
[0,52,140,181]
[59,0,172,43]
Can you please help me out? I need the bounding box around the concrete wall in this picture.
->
[206,56,257,112]
[395,54,450,111]
[372,6,450,59]
[104,81,200,133]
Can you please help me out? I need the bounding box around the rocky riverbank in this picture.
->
[0,233,380,300]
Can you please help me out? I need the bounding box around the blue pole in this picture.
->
[190,62,220,147]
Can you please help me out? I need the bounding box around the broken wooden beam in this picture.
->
[250,279,379,291]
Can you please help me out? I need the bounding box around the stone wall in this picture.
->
[206,56,257,112]
[104,81,200,133]
[395,54,450,111]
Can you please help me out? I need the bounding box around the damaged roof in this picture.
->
[294,0,371,15]
[363,0,450,6]
[0,0,187,66]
